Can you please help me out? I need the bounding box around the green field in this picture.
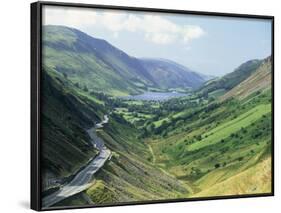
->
[188,104,271,151]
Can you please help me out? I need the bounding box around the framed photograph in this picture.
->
[31,1,274,211]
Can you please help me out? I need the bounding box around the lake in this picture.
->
[124,92,188,101]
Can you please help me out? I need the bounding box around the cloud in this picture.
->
[182,25,205,42]
[43,6,98,28]
[43,6,205,45]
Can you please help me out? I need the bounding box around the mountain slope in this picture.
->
[140,58,208,89]
[43,25,154,96]
[43,25,206,95]
[221,56,272,101]
[148,88,272,196]
[41,66,106,190]
[198,59,262,96]
[83,119,190,204]
[192,155,271,197]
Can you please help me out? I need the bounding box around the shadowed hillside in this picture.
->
[41,67,105,190]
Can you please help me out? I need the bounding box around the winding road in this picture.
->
[42,115,111,208]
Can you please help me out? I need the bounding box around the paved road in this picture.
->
[42,115,111,208]
[95,115,109,128]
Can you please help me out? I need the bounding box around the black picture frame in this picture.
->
[31,1,274,211]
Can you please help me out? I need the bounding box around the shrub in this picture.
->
[83,85,88,92]
[214,163,220,169]
[238,157,244,161]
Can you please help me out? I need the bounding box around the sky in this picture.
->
[42,5,272,76]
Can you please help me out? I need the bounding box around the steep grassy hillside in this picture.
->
[198,59,262,96]
[41,66,105,190]
[84,118,190,204]
[148,88,272,196]
[43,25,151,96]
[43,25,206,95]
[193,155,271,197]
[221,56,272,101]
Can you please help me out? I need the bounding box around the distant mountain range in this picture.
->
[43,25,209,95]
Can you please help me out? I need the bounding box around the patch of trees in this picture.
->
[214,163,220,169]
[111,112,131,126]
[194,135,202,141]
[251,131,263,139]
[83,85,88,92]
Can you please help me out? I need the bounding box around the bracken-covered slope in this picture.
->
[43,25,206,95]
